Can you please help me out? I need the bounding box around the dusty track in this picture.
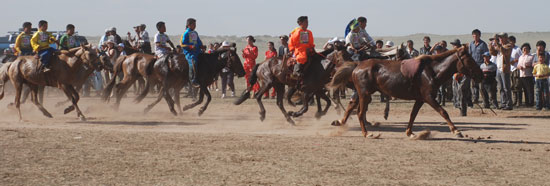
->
[1,93,550,185]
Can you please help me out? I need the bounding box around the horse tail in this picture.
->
[234,64,260,105]
[146,58,156,76]
[102,60,123,101]
[0,62,12,100]
[328,62,357,90]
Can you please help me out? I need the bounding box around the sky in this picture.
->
[1,0,549,37]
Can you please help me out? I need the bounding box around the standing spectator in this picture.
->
[220,41,235,98]
[469,29,489,104]
[489,32,513,110]
[419,36,432,55]
[517,43,535,107]
[98,29,111,51]
[480,52,499,109]
[278,35,289,57]
[242,35,259,95]
[14,22,33,56]
[534,41,550,67]
[533,53,550,110]
[110,27,122,44]
[452,72,471,116]
[127,26,140,48]
[137,24,152,54]
[263,41,278,99]
[385,41,394,48]
[405,40,419,58]
[509,36,523,106]
[432,40,448,54]
[450,39,461,49]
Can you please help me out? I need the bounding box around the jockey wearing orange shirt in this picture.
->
[289,16,315,78]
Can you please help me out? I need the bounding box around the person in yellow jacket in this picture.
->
[31,20,58,72]
[14,22,34,56]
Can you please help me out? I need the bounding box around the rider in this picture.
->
[137,24,152,54]
[14,22,34,56]
[154,21,176,68]
[289,16,315,78]
[345,20,366,60]
[31,20,59,72]
[180,18,204,87]
[58,24,80,50]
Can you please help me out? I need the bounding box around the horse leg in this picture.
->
[12,81,23,121]
[255,83,272,121]
[424,97,463,138]
[144,86,165,114]
[315,91,331,119]
[286,87,297,107]
[274,83,294,125]
[28,84,52,118]
[331,93,358,126]
[182,86,204,111]
[162,85,177,116]
[20,85,31,104]
[357,93,373,137]
[114,78,136,110]
[62,84,86,121]
[383,98,390,120]
[173,86,183,114]
[198,86,212,116]
[38,86,44,105]
[405,101,424,138]
[288,91,313,118]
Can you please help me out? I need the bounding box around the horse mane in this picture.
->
[415,48,459,62]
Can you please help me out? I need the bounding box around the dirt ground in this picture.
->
[1,88,550,185]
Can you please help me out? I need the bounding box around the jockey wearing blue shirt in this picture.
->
[180,18,203,87]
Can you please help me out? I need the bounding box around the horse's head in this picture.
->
[396,43,409,60]
[326,47,349,67]
[456,44,483,83]
[71,44,100,70]
[97,49,114,72]
[224,48,245,77]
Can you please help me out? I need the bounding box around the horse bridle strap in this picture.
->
[455,52,469,75]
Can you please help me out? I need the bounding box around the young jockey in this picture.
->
[31,20,58,72]
[59,24,80,50]
[154,21,176,64]
[14,22,33,56]
[289,16,315,78]
[180,18,204,87]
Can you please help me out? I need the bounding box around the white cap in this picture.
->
[9,44,15,48]
[328,37,338,44]
[385,41,394,47]
[221,41,231,47]
[118,43,125,47]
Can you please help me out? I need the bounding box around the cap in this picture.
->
[221,41,231,47]
[106,39,114,44]
[450,39,461,46]
[497,32,508,38]
[328,37,338,44]
[118,43,125,48]
[385,41,394,47]
[279,35,289,40]
[110,27,116,32]
[140,24,146,29]
[482,52,491,56]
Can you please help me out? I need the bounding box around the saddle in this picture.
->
[400,58,423,79]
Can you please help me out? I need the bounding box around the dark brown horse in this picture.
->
[234,48,335,124]
[0,45,99,121]
[182,48,245,115]
[329,44,482,138]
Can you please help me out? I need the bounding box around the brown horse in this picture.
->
[234,48,335,124]
[102,52,166,112]
[329,44,482,138]
[134,53,189,114]
[0,45,99,121]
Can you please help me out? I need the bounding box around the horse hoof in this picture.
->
[170,109,177,116]
[455,132,464,138]
[79,116,87,121]
[64,106,75,114]
[259,113,266,121]
[314,112,323,120]
[198,109,205,116]
[331,120,342,126]
[287,119,296,125]
[367,133,382,139]
[44,113,53,118]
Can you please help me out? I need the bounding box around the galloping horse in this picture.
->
[0,45,99,121]
[182,48,245,115]
[134,53,189,114]
[234,48,335,125]
[329,44,482,138]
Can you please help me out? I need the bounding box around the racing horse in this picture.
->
[329,44,482,138]
[0,45,99,121]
